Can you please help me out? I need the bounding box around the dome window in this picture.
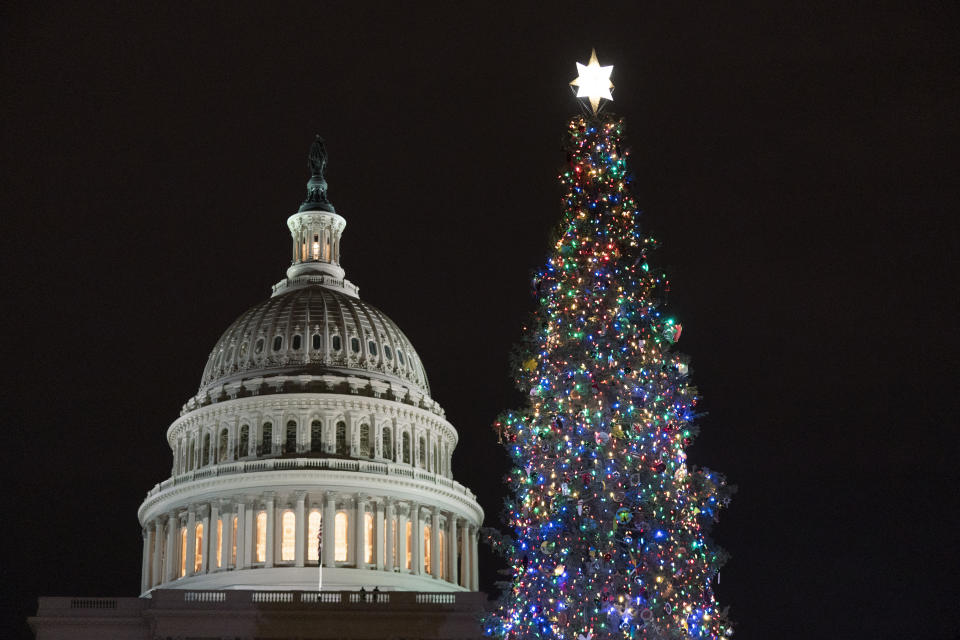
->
[237,425,249,458]
[331,335,342,351]
[260,422,273,456]
[350,337,360,353]
[335,421,347,455]
[368,341,378,357]
[382,427,393,461]
[360,423,371,457]
[273,336,283,352]
[310,420,322,453]
[285,420,297,454]
[292,334,302,351]
[384,345,392,360]
[397,349,405,365]
[312,333,322,350]
[254,337,264,354]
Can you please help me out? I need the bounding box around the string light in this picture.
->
[486,114,734,640]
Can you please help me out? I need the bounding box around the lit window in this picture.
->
[397,349,405,365]
[256,512,267,563]
[308,511,321,562]
[281,511,296,562]
[384,345,392,360]
[273,335,283,351]
[331,335,342,351]
[405,521,412,570]
[194,523,203,573]
[365,512,374,564]
[424,524,432,574]
[312,233,320,260]
[335,512,348,562]
[216,518,223,568]
[180,527,187,577]
[255,337,264,354]
[312,333,322,350]
[231,516,237,565]
[368,341,378,356]
[360,423,371,458]
[350,337,360,353]
[292,334,302,350]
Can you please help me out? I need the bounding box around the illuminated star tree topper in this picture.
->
[569,49,614,114]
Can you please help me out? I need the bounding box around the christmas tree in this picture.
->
[486,52,734,640]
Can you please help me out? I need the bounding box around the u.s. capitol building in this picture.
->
[30,137,487,640]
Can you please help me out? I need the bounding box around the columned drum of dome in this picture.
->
[137,138,483,594]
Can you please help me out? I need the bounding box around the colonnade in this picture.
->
[141,491,479,593]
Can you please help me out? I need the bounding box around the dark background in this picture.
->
[2,3,958,639]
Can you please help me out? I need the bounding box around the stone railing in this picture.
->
[146,457,476,500]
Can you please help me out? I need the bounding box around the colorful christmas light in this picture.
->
[486,114,734,640]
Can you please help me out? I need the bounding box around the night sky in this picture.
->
[2,3,958,639]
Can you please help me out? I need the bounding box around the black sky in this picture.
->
[2,3,958,639]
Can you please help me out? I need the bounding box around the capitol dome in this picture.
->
[137,136,482,595]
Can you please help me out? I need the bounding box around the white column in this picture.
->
[164,512,177,582]
[152,520,163,587]
[448,515,458,585]
[264,492,275,568]
[374,499,385,570]
[185,508,197,577]
[411,504,422,575]
[322,493,336,567]
[140,528,150,593]
[355,496,367,569]
[385,501,395,571]
[220,503,232,571]
[207,503,218,572]
[428,507,439,579]
[295,491,306,568]
[397,503,409,572]
[459,524,469,588]
[239,500,252,569]
[470,525,479,591]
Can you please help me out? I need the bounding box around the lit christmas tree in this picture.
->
[486,51,734,640]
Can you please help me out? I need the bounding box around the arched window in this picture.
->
[180,526,187,577]
[331,335,342,351]
[402,432,411,464]
[310,420,322,453]
[261,422,272,455]
[255,512,267,563]
[292,334,302,350]
[405,521,412,570]
[254,337,264,354]
[194,522,203,573]
[188,439,196,471]
[273,335,283,351]
[384,345,392,360]
[285,420,297,454]
[238,425,249,458]
[308,511,321,562]
[281,511,296,562]
[218,428,229,462]
[397,349,405,365]
[334,512,348,562]
[433,447,438,473]
[350,337,360,353]
[312,333,322,350]
[424,524,432,574]
[418,437,426,468]
[365,512,374,563]
[368,341,378,357]
[202,433,211,466]
[216,518,223,568]
[359,423,371,458]
[382,427,393,461]
[335,421,347,456]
